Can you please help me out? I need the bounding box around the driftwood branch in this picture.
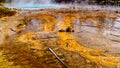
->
[48,48,68,68]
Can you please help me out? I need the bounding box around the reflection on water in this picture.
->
[75,14,120,55]
[79,16,120,37]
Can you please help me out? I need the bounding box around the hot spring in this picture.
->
[5,0,60,9]
[5,4,59,9]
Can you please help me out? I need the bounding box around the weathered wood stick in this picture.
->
[48,48,68,68]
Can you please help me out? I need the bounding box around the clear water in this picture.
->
[5,5,59,9]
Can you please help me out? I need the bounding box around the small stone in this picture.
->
[66,27,71,32]
[59,29,66,32]
[30,48,36,50]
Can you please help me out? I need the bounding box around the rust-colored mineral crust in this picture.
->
[0,7,120,68]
